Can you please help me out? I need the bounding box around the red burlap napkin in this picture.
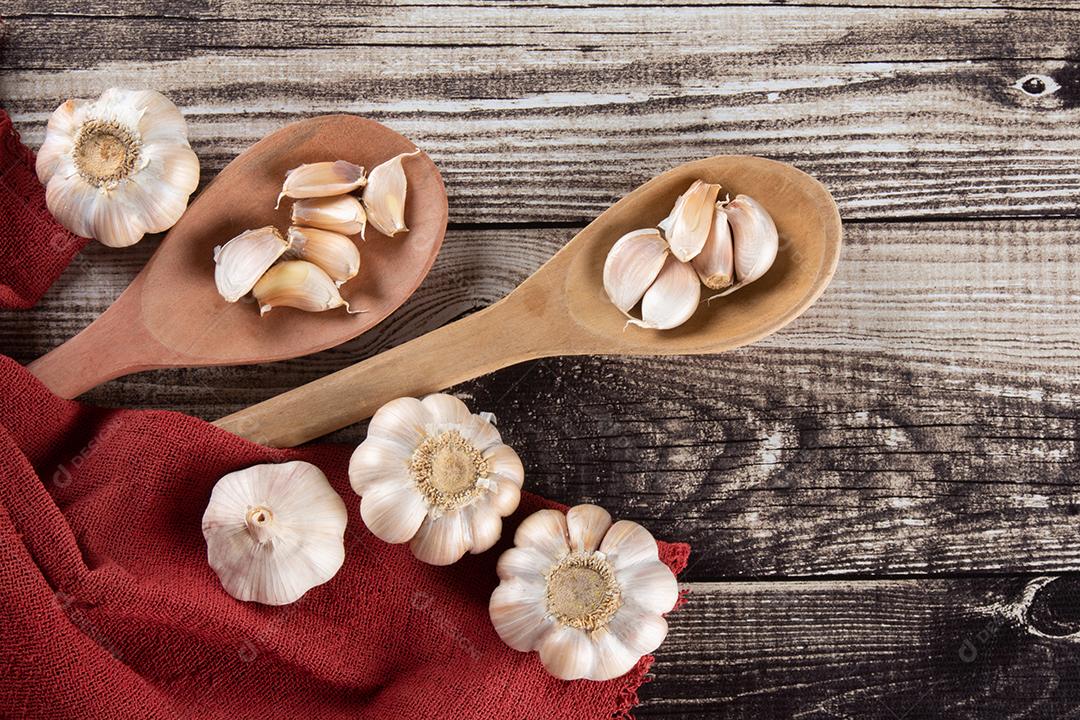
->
[0,108,689,719]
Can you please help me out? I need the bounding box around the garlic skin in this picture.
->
[291,195,367,238]
[36,88,200,248]
[276,160,366,208]
[691,203,734,290]
[252,260,360,315]
[349,393,524,566]
[602,228,668,314]
[710,194,779,298]
[202,461,348,605]
[627,254,701,330]
[489,504,678,681]
[362,150,421,237]
[286,226,361,285]
[657,180,721,262]
[213,226,289,302]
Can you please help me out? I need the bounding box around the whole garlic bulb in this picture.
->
[202,461,348,605]
[36,88,200,248]
[349,393,524,565]
[489,504,679,681]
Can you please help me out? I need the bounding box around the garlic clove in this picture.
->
[618,560,680,615]
[275,160,366,208]
[410,512,469,566]
[709,194,779,298]
[359,475,430,544]
[691,202,734,290]
[496,545,552,584]
[566,504,613,554]
[587,628,642,682]
[598,519,662,571]
[538,624,597,682]
[362,149,421,237]
[363,395,430,456]
[627,254,701,331]
[513,508,571,561]
[286,226,361,285]
[602,228,669,313]
[465,504,504,554]
[489,579,555,651]
[608,607,669,656]
[213,226,289,303]
[658,179,722,262]
[201,460,348,605]
[291,195,368,238]
[252,260,361,315]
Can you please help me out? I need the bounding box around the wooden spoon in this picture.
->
[216,155,841,447]
[28,115,447,399]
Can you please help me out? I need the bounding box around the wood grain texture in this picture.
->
[4,219,1077,579]
[640,575,1080,718]
[3,2,1080,222]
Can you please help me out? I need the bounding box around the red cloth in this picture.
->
[0,110,689,718]
[0,109,88,308]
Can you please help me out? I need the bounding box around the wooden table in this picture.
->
[3,2,1079,717]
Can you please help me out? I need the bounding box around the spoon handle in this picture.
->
[27,298,159,399]
[213,297,551,447]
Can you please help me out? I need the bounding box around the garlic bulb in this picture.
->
[202,460,348,605]
[710,194,779,298]
[286,226,361,285]
[36,88,200,248]
[691,203,734,290]
[657,180,721,262]
[349,393,524,566]
[252,260,360,315]
[214,226,289,302]
[291,195,367,238]
[362,150,421,237]
[276,160,366,208]
[602,228,668,314]
[627,255,700,330]
[489,504,678,681]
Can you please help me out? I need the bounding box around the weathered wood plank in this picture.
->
[3,4,1079,222]
[643,575,1080,718]
[3,219,1077,579]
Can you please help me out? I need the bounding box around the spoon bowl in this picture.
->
[216,155,841,447]
[28,115,448,398]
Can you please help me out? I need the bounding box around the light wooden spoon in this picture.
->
[28,115,447,398]
[217,155,841,447]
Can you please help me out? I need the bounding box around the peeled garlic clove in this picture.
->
[363,149,421,237]
[291,195,367,238]
[658,179,721,262]
[286,226,361,285]
[213,226,289,302]
[691,203,734,290]
[628,255,701,331]
[276,160,366,208]
[201,460,348,605]
[603,228,669,314]
[252,260,360,315]
[709,194,779,298]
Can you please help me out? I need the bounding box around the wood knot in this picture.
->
[1024,575,1080,638]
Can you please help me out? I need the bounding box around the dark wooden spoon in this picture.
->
[28,115,448,398]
